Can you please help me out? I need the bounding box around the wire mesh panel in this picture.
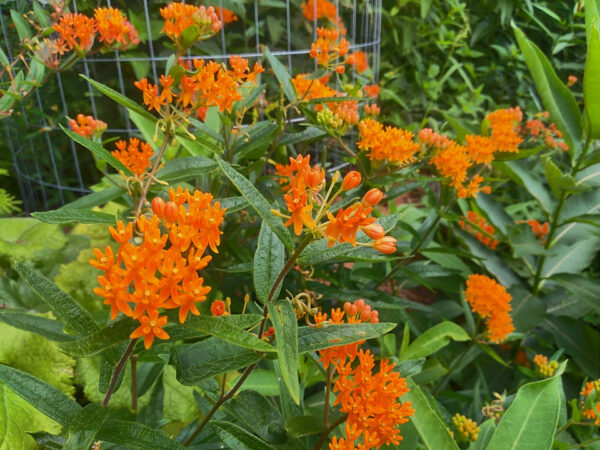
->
[1,0,382,212]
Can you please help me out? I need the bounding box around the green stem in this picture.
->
[568,436,600,449]
[134,131,171,219]
[313,414,348,450]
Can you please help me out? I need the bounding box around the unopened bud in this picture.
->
[373,236,397,254]
[354,299,365,312]
[362,223,385,240]
[362,188,384,207]
[341,170,361,191]
[164,201,178,223]
[151,196,166,218]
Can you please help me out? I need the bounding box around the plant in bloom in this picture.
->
[69,114,107,138]
[346,51,369,73]
[533,354,559,377]
[526,219,549,242]
[90,187,226,348]
[581,380,600,425]
[160,2,222,49]
[459,211,499,250]
[215,7,238,24]
[310,27,349,72]
[358,118,421,165]
[465,274,514,343]
[111,138,154,176]
[451,414,480,442]
[522,111,568,151]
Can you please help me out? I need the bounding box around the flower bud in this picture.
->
[210,300,227,316]
[335,65,345,74]
[362,188,384,207]
[362,223,385,240]
[360,310,371,322]
[369,310,379,323]
[342,171,361,191]
[373,236,397,254]
[354,299,365,312]
[151,196,166,218]
[164,201,178,223]
[343,301,352,314]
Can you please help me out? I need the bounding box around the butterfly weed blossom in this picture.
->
[69,114,107,139]
[581,380,600,425]
[533,354,559,377]
[459,211,499,250]
[90,187,226,348]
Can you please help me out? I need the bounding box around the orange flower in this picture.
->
[341,171,361,191]
[310,27,349,69]
[430,142,471,188]
[293,74,337,101]
[363,84,380,98]
[486,107,522,154]
[533,354,558,377]
[160,3,222,42]
[567,75,578,87]
[215,7,238,24]
[465,274,514,343]
[284,189,316,235]
[325,203,375,247]
[302,0,338,22]
[346,51,368,73]
[94,7,139,49]
[459,211,498,250]
[52,13,96,53]
[111,137,154,176]
[363,103,380,116]
[580,379,600,425]
[419,128,452,149]
[211,300,229,316]
[358,119,420,165]
[465,134,496,165]
[526,219,549,242]
[130,310,170,349]
[69,114,107,138]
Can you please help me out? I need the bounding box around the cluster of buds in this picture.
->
[451,414,479,442]
[273,155,397,254]
[342,298,379,323]
[160,3,222,50]
[317,108,345,131]
[69,114,107,139]
[459,211,498,250]
[523,111,568,151]
[533,354,559,378]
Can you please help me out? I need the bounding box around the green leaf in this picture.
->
[254,221,285,304]
[61,126,131,175]
[64,404,108,450]
[403,379,460,450]
[33,1,51,28]
[0,364,80,427]
[485,362,565,450]
[97,419,184,449]
[15,262,99,336]
[10,10,31,40]
[234,121,279,162]
[585,8,600,138]
[58,318,137,357]
[211,420,275,449]
[264,47,296,102]
[221,196,249,214]
[552,274,600,313]
[513,24,582,159]
[216,157,293,252]
[469,419,495,450]
[231,369,280,396]
[474,194,513,235]
[297,322,396,353]
[178,314,275,353]
[284,415,326,438]
[58,187,123,210]
[542,156,578,197]
[268,300,300,405]
[279,127,327,146]
[81,75,157,123]
[0,310,72,342]
[156,156,217,183]
[507,223,546,258]
[32,209,117,225]
[496,161,553,213]
[401,322,470,360]
[172,337,261,385]
[576,163,600,188]
[541,238,600,277]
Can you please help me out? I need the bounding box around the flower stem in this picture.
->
[131,354,138,412]
[101,338,138,408]
[323,366,333,427]
[313,413,348,450]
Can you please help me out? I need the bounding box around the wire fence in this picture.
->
[1,0,382,213]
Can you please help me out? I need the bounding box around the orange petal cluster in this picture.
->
[364,84,380,98]
[134,56,263,114]
[52,13,96,53]
[302,0,338,22]
[310,27,349,69]
[215,7,238,24]
[581,379,600,425]
[111,138,154,176]
[465,274,514,343]
[160,3,222,42]
[523,112,568,151]
[346,51,369,73]
[90,187,225,349]
[486,107,523,153]
[358,118,420,165]
[315,300,379,369]
[533,354,558,377]
[94,7,140,48]
[331,349,415,449]
[69,114,107,138]
[526,219,549,242]
[459,211,498,250]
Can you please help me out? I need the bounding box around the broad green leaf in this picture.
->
[264,47,296,102]
[156,156,217,183]
[279,127,327,146]
[585,7,600,138]
[58,318,137,357]
[284,415,326,438]
[486,362,565,450]
[234,120,278,162]
[231,369,279,396]
[542,156,578,197]
[0,364,80,427]
[58,187,123,210]
[212,420,275,449]
[64,404,108,450]
[576,162,600,188]
[513,24,582,159]
[541,238,600,277]
[216,157,293,252]
[15,262,99,336]
[401,322,470,360]
[0,310,72,342]
[552,274,600,313]
[496,161,553,213]
[297,322,396,353]
[81,75,157,122]
[33,1,51,28]
[268,300,300,404]
[221,196,249,214]
[507,223,546,258]
[97,419,184,449]
[187,115,225,143]
[254,221,285,304]
[178,314,275,353]
[172,337,261,385]
[10,10,31,40]
[403,379,459,450]
[298,214,399,265]
[510,285,546,333]
[61,126,131,175]
[32,209,116,225]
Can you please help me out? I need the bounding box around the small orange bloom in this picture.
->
[69,114,107,138]
[341,171,361,191]
[130,310,170,349]
[358,119,420,165]
[111,137,154,176]
[284,189,316,235]
[94,7,139,49]
[52,13,96,53]
[302,0,338,22]
[363,84,380,98]
[460,211,498,249]
[346,51,368,73]
[215,7,238,24]
[211,300,229,316]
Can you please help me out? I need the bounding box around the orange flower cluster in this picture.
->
[346,51,369,73]
[134,56,263,115]
[111,138,154,176]
[330,349,415,449]
[310,27,349,72]
[293,74,337,101]
[274,155,396,253]
[315,300,379,369]
[459,211,498,250]
[533,354,558,377]
[69,114,107,138]
[90,187,225,349]
[51,8,138,55]
[160,3,222,42]
[465,274,514,343]
[302,0,338,22]
[358,119,420,165]
[364,84,380,98]
[523,112,568,151]
[581,379,600,425]
[215,7,238,24]
[526,219,549,242]
[363,103,380,116]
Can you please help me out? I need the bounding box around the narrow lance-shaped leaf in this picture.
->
[254,221,285,304]
[97,419,184,449]
[297,322,396,353]
[264,47,296,102]
[211,420,275,450]
[268,300,300,404]
[58,318,138,357]
[216,157,294,252]
[32,208,117,225]
[584,23,600,138]
[0,310,73,342]
[401,322,470,360]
